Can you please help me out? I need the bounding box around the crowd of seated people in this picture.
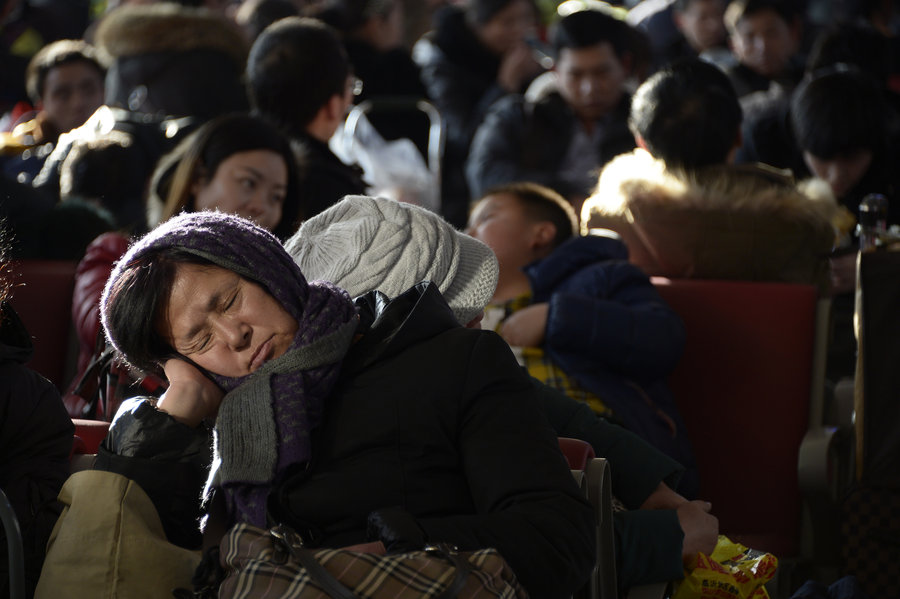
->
[2,0,899,597]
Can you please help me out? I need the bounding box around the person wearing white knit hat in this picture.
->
[285,195,498,326]
[285,193,720,591]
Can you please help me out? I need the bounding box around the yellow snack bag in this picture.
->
[672,535,778,599]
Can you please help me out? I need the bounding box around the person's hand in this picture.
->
[497,42,542,93]
[677,500,719,567]
[499,302,549,347]
[158,358,224,427]
[829,252,857,295]
[640,482,688,511]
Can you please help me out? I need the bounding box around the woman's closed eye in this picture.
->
[224,290,238,312]
[195,334,212,352]
[182,290,239,354]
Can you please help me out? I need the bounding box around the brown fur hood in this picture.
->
[581,149,839,288]
[583,149,838,232]
[95,3,247,69]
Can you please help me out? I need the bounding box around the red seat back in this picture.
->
[558,437,596,471]
[8,260,78,390]
[71,419,110,455]
[652,277,818,558]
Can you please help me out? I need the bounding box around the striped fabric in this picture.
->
[220,523,529,599]
[486,294,612,418]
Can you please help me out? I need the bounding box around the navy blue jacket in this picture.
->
[525,234,698,496]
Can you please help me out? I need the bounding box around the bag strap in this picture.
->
[271,525,359,599]
[269,525,473,599]
[426,543,475,599]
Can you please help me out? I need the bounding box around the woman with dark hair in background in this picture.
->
[148,112,302,240]
[66,113,302,419]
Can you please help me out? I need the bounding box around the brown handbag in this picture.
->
[217,522,529,599]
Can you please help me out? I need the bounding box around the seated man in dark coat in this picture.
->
[466,9,637,216]
[247,17,367,221]
[722,0,805,99]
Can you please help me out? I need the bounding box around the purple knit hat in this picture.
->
[101,211,359,526]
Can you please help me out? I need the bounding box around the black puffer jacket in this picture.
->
[99,284,595,599]
[0,302,74,599]
[292,132,368,221]
[466,86,636,201]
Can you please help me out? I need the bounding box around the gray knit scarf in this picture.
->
[102,211,358,527]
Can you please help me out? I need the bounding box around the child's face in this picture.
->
[467,193,540,271]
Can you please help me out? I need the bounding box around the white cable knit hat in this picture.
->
[285,196,499,326]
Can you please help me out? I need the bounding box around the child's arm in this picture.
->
[543,261,685,379]
[498,302,549,347]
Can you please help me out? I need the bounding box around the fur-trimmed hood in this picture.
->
[94,4,249,119]
[585,149,838,227]
[581,149,839,289]
[95,4,247,69]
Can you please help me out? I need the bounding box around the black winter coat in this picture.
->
[0,302,73,598]
[292,132,368,221]
[466,89,636,201]
[99,284,595,599]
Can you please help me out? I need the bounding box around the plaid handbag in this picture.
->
[218,523,529,599]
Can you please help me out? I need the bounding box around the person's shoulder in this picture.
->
[0,360,71,447]
[0,360,61,405]
[472,94,529,139]
[528,234,630,291]
[487,93,528,116]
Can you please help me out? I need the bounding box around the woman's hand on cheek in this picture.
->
[158,358,225,427]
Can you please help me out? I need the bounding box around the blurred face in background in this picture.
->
[192,149,288,231]
[675,0,726,53]
[41,60,104,134]
[475,0,536,55]
[556,42,628,124]
[729,8,799,78]
[374,0,405,50]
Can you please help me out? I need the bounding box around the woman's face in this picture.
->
[161,263,299,378]
[476,0,535,56]
[191,149,288,232]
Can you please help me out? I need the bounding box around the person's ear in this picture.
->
[531,221,558,254]
[325,92,347,122]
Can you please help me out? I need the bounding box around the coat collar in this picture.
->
[342,282,459,376]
